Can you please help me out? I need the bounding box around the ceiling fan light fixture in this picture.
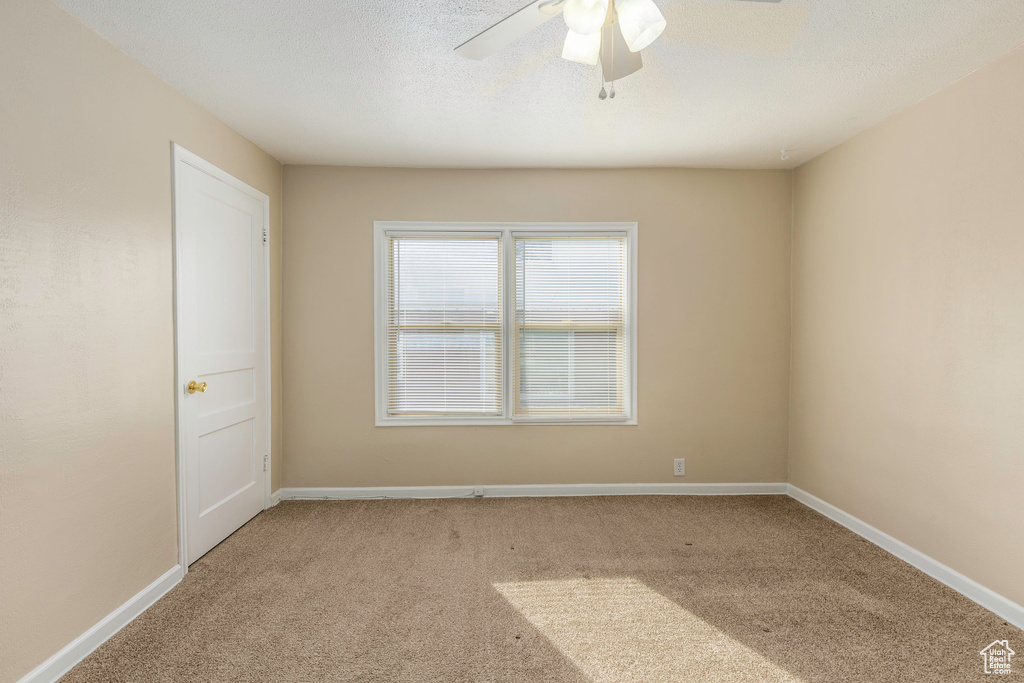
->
[563,0,609,36]
[615,0,666,52]
[561,29,602,65]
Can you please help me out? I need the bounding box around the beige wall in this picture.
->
[790,45,1024,607]
[0,1,283,680]
[283,166,792,488]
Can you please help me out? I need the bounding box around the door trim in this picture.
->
[171,143,272,573]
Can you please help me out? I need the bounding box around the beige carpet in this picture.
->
[63,496,1020,682]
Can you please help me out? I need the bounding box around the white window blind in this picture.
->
[513,235,629,419]
[385,234,503,416]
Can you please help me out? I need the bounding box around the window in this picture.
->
[374,223,636,425]
[514,235,628,420]
[384,233,503,416]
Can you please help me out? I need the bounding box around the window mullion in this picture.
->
[502,228,514,421]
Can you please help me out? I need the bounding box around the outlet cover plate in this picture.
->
[674,459,686,476]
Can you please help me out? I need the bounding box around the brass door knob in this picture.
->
[187,380,208,394]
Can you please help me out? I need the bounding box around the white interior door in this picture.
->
[173,145,269,566]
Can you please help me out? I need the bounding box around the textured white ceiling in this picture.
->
[54,0,1024,168]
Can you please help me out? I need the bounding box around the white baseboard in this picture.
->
[16,564,183,683]
[788,485,1024,630]
[280,482,789,500]
[269,488,282,506]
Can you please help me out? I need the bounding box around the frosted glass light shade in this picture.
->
[561,29,602,65]
[615,0,666,52]
[563,0,609,36]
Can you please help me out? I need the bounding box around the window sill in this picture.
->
[375,416,637,427]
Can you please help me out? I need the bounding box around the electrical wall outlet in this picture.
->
[673,459,686,476]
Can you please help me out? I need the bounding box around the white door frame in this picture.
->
[171,143,272,573]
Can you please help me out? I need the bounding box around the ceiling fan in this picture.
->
[455,0,782,96]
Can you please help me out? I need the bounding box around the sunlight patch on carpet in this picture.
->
[493,577,802,683]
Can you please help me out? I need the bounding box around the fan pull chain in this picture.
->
[599,83,607,100]
[603,21,617,100]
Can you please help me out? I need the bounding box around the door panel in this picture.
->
[198,420,255,515]
[175,147,268,565]
[195,199,255,353]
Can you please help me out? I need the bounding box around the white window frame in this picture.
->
[374,222,638,427]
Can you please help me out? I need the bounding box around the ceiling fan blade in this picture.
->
[601,20,643,82]
[455,0,565,61]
